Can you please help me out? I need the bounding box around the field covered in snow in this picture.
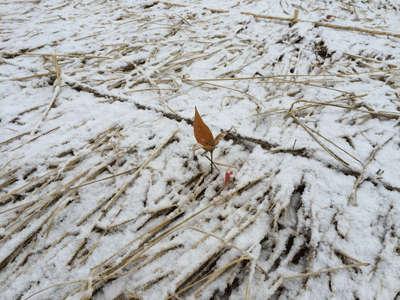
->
[1,0,400,299]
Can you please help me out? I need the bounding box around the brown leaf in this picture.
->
[215,126,233,146]
[194,107,215,152]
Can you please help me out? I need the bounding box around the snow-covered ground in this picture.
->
[1,0,400,299]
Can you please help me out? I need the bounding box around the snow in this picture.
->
[1,0,400,299]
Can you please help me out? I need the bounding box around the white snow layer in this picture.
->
[1,0,400,299]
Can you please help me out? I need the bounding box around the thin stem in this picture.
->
[210,151,213,173]
[205,151,219,172]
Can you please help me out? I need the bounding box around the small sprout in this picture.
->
[224,169,234,185]
[192,107,232,173]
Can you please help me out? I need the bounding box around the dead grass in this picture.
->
[1,1,399,299]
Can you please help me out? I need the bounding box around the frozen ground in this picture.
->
[1,0,400,299]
